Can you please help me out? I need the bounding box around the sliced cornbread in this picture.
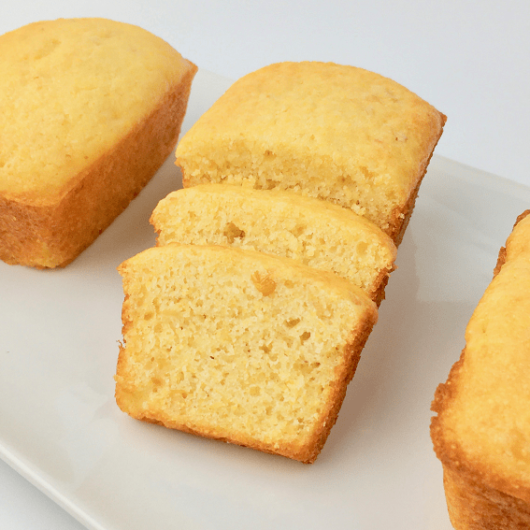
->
[431,211,530,529]
[176,61,445,243]
[115,244,378,463]
[0,18,197,268]
[150,185,397,303]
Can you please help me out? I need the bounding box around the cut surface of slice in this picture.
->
[115,244,378,463]
[151,184,397,303]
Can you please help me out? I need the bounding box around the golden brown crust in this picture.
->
[391,112,447,245]
[0,61,197,268]
[301,312,376,463]
[493,210,530,277]
[432,356,530,513]
[431,348,468,472]
[442,465,530,530]
[431,208,530,528]
[514,209,530,227]
[371,264,395,307]
[493,246,507,277]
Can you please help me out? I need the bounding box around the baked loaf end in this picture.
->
[115,244,378,463]
[150,184,397,304]
[431,210,530,529]
[0,18,197,268]
[176,61,445,243]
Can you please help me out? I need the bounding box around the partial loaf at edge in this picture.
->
[431,210,530,529]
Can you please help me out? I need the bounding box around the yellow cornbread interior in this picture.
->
[176,61,444,235]
[116,244,376,454]
[442,214,530,486]
[0,18,188,202]
[151,185,397,300]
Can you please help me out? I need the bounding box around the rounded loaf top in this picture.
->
[0,18,192,201]
[177,61,445,198]
[176,61,445,239]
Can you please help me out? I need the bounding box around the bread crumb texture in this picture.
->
[151,185,397,302]
[176,61,445,238]
[0,18,188,200]
[115,244,377,463]
[431,211,530,526]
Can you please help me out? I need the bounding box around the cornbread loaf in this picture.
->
[431,210,530,529]
[0,18,197,268]
[176,61,446,243]
[115,244,378,463]
[150,184,397,303]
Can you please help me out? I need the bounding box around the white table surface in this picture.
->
[1,2,529,528]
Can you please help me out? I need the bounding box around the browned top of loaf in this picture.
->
[0,18,193,205]
[176,61,446,236]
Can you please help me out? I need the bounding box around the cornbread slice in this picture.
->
[431,210,530,529]
[115,244,378,463]
[176,61,446,243]
[150,184,397,303]
[0,18,197,268]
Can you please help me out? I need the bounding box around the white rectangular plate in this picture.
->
[1,69,529,530]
